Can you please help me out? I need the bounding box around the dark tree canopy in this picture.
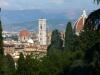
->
[84,9,100,31]
[94,0,100,4]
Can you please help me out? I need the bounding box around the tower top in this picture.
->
[82,10,87,18]
[39,18,46,21]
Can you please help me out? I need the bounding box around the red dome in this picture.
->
[74,10,87,35]
[75,17,85,33]
[19,29,30,37]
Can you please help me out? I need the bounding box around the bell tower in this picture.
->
[38,19,47,45]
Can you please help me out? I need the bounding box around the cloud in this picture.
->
[0,0,9,7]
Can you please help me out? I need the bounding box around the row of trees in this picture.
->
[0,8,100,75]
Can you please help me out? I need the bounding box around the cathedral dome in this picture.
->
[74,10,87,35]
[19,29,30,37]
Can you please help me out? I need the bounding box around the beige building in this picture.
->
[4,44,15,55]
[24,45,47,58]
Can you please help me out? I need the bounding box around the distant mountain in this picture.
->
[1,9,84,32]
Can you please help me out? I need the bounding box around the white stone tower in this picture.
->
[38,19,47,45]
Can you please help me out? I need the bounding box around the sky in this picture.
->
[0,0,100,31]
[0,0,100,11]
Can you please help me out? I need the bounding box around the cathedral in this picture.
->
[74,10,87,35]
[19,18,47,46]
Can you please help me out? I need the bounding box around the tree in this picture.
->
[47,29,63,56]
[5,54,15,75]
[84,42,100,75]
[83,9,100,75]
[84,9,100,31]
[64,22,74,51]
[0,8,5,75]
[25,54,41,75]
[94,0,100,4]
[16,53,27,75]
[25,55,33,75]
[78,9,100,52]
[1,54,15,75]
[40,52,65,75]
[0,8,4,56]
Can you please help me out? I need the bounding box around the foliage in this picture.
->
[5,54,15,75]
[1,54,15,75]
[94,0,100,4]
[84,9,100,31]
[0,9,4,56]
[47,29,63,56]
[64,22,74,51]
[26,55,40,75]
[16,53,27,75]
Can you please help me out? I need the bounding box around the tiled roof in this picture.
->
[74,10,87,35]
[75,17,84,32]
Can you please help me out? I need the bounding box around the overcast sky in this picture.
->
[0,0,100,11]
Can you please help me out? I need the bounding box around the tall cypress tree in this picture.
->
[64,22,74,51]
[47,29,63,55]
[0,8,5,75]
[0,8,4,55]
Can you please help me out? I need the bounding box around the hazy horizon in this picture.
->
[0,0,100,32]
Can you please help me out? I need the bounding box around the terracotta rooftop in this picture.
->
[19,29,30,37]
[74,10,87,35]
[75,17,85,32]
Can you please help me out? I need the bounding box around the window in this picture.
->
[40,25,42,29]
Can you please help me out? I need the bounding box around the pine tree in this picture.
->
[64,22,74,51]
